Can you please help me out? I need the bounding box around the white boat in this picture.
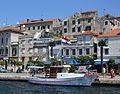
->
[27,65,97,86]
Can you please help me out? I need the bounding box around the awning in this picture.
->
[63,58,78,64]
[94,59,109,65]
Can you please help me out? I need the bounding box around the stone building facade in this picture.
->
[0,27,23,60]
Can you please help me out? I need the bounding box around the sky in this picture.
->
[0,0,120,27]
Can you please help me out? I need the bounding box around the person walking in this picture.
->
[102,67,106,78]
[110,68,115,78]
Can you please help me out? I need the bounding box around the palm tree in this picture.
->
[48,41,56,58]
[107,58,115,72]
[98,39,107,73]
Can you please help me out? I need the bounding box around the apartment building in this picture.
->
[97,29,120,63]
[62,10,120,38]
[62,31,98,59]
[18,32,54,66]
[97,14,120,34]
[17,18,62,35]
[62,10,99,37]
[0,27,23,60]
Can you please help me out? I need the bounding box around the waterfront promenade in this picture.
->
[0,73,120,85]
[93,74,120,85]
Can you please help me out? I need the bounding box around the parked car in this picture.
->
[0,67,7,73]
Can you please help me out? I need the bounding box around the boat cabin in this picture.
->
[45,65,71,78]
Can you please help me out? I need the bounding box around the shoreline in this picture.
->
[0,73,120,85]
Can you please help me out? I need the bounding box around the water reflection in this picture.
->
[0,81,120,94]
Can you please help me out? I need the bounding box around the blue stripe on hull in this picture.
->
[28,76,96,86]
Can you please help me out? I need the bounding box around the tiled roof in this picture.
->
[0,26,24,33]
[81,10,97,14]
[74,31,98,36]
[98,29,120,37]
[19,20,53,25]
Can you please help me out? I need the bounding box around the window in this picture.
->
[88,19,91,23]
[66,49,69,55]
[5,47,8,55]
[12,47,17,56]
[33,26,35,30]
[77,26,81,32]
[64,21,67,26]
[0,48,4,55]
[105,21,108,25]
[47,25,50,29]
[72,20,75,25]
[86,48,90,55]
[38,26,40,30]
[6,38,8,44]
[78,19,80,24]
[85,26,91,31]
[1,38,3,44]
[42,26,45,29]
[72,27,75,32]
[64,28,67,33]
[28,27,30,30]
[105,48,109,55]
[72,49,76,55]
[79,49,82,55]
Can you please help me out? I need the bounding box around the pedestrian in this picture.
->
[110,68,115,78]
[102,67,106,78]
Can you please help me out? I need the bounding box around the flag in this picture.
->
[61,36,71,44]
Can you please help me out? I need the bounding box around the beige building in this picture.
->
[62,10,120,37]
[17,18,62,35]
[62,10,99,37]
[0,27,23,60]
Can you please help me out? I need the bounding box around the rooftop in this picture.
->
[81,10,97,14]
[99,29,120,37]
[0,26,24,33]
[74,31,99,36]
[19,20,53,25]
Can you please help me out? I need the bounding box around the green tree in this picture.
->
[69,65,76,72]
[77,56,95,65]
[89,57,95,65]
[106,58,115,73]
[77,56,88,64]
[98,39,107,73]
[48,41,56,58]
[0,61,5,66]
[107,58,115,65]
[50,58,59,66]
[16,61,24,66]
[9,59,17,66]
[30,60,44,66]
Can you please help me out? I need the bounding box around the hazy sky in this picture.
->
[0,0,120,27]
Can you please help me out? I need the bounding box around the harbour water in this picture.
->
[0,81,120,94]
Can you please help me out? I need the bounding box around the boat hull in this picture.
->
[28,75,96,86]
